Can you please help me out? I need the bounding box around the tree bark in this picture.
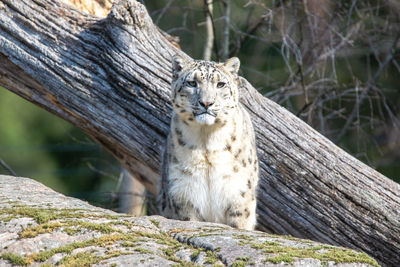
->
[0,0,398,266]
[118,169,146,216]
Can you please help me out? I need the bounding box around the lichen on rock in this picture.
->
[0,175,379,266]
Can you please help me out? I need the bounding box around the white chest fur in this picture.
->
[168,110,251,223]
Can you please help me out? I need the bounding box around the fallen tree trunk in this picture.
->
[0,0,398,266]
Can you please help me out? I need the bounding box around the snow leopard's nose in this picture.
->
[199,101,214,109]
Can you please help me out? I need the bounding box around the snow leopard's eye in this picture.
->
[216,82,226,88]
[186,81,197,88]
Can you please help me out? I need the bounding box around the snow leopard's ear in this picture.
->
[223,57,240,76]
[172,55,186,80]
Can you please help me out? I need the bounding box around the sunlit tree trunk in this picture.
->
[118,169,146,216]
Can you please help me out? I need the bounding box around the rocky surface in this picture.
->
[0,175,379,266]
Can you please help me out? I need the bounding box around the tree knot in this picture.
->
[108,0,148,28]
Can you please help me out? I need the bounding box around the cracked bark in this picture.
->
[0,0,399,266]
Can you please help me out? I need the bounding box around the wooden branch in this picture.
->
[221,0,230,61]
[202,0,214,60]
[0,0,399,265]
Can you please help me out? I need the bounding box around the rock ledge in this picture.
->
[0,175,378,266]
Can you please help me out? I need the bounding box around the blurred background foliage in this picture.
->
[0,0,399,212]
[0,88,121,208]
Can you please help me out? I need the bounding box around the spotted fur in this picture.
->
[158,56,259,230]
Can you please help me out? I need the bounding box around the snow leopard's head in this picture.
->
[171,56,240,126]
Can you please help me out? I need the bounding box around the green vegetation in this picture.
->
[19,221,65,238]
[231,261,246,267]
[58,252,100,267]
[0,252,28,266]
[19,220,120,238]
[237,236,379,266]
[0,88,119,208]
[150,219,160,227]
[190,249,200,261]
[2,234,155,265]
[133,247,154,254]
[0,205,128,224]
[263,244,379,266]
[0,203,206,266]
[0,206,84,224]
[203,250,219,264]
[232,256,249,267]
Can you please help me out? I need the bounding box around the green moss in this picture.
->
[21,234,145,265]
[190,250,200,261]
[103,250,132,260]
[238,237,280,249]
[264,241,280,246]
[169,228,199,234]
[63,228,77,235]
[173,263,196,267]
[204,250,219,264]
[110,219,137,228]
[7,204,377,267]
[134,247,154,254]
[57,250,132,266]
[19,222,65,238]
[169,228,187,234]
[197,232,224,238]
[233,234,378,266]
[150,219,160,227]
[181,263,197,267]
[1,252,28,266]
[160,247,195,265]
[0,207,84,224]
[121,241,139,247]
[250,242,264,249]
[152,233,183,249]
[267,253,295,264]
[0,215,18,222]
[18,217,121,239]
[165,255,182,263]
[238,240,249,246]
[232,261,246,267]
[232,256,249,267]
[260,243,379,266]
[29,234,125,262]
[161,247,175,257]
[0,206,127,225]
[233,234,255,240]
[72,221,119,234]
[58,252,100,267]
[4,200,19,205]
